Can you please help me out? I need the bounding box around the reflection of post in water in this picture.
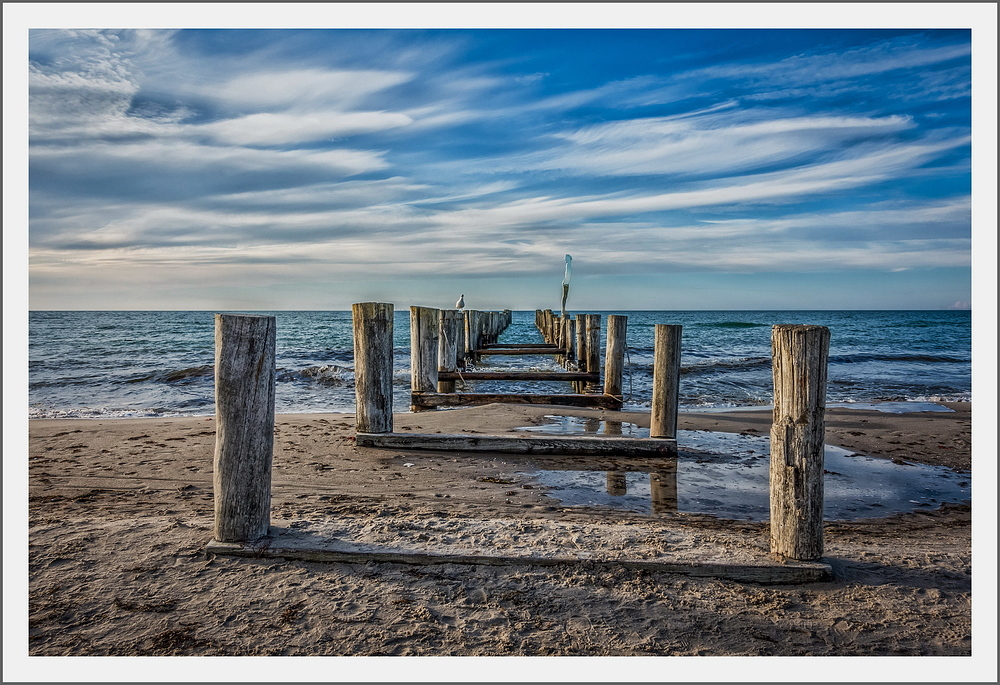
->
[606,471,627,496]
[583,417,602,434]
[650,463,678,513]
[602,420,623,436]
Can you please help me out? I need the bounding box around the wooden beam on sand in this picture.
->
[410,392,623,409]
[356,432,677,456]
[206,535,832,584]
[437,371,598,382]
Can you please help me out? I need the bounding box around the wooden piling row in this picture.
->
[213,305,831,574]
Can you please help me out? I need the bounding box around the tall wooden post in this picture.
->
[213,313,276,543]
[573,314,587,391]
[464,310,480,364]
[604,314,627,399]
[352,302,394,434]
[769,324,830,561]
[584,314,601,393]
[410,307,440,408]
[650,324,682,439]
[438,309,462,393]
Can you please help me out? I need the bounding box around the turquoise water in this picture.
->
[28,310,971,418]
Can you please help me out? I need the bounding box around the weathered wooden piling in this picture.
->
[650,324,682,439]
[438,309,462,393]
[213,313,276,543]
[583,314,602,393]
[352,302,394,434]
[464,310,481,364]
[604,314,627,398]
[769,324,831,561]
[410,306,440,409]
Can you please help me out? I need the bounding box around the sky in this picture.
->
[11,10,992,311]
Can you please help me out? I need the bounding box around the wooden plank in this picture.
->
[770,324,831,561]
[357,431,676,455]
[473,348,564,355]
[482,343,560,349]
[437,371,598,381]
[410,392,623,409]
[206,539,832,584]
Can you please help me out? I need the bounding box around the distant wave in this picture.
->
[121,364,214,384]
[277,364,353,385]
[679,357,772,375]
[830,353,968,364]
[697,322,768,329]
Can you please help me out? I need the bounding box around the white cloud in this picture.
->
[536,113,915,177]
[201,110,413,146]
[204,68,413,112]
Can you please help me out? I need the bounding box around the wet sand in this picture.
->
[20,402,980,676]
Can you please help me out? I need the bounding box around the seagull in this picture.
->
[455,294,465,310]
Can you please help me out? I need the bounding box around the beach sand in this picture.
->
[25,403,972,660]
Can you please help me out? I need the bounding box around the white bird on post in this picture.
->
[456,294,465,310]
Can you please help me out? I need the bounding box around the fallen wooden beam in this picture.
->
[206,533,832,584]
[356,431,677,456]
[437,371,598,381]
[410,392,623,409]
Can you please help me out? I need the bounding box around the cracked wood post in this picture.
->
[650,324,682,439]
[438,309,462,393]
[770,324,831,561]
[352,302,394,434]
[213,313,276,543]
[604,314,627,399]
[410,306,440,410]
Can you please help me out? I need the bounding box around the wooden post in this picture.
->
[769,324,831,561]
[352,302,394,434]
[410,306,440,405]
[213,313,276,543]
[438,309,461,393]
[464,310,479,364]
[584,314,601,393]
[650,324,682,439]
[573,314,587,391]
[604,314,627,399]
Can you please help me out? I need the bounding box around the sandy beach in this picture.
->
[20,401,977,667]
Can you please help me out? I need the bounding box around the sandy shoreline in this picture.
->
[22,402,977,667]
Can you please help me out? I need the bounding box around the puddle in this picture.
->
[518,415,648,436]
[828,401,955,413]
[516,418,969,521]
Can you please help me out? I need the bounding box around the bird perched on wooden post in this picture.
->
[456,294,465,310]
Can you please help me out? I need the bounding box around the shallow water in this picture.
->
[516,418,970,521]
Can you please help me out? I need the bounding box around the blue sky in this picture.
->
[19,17,984,311]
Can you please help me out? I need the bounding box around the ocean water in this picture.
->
[28,310,971,419]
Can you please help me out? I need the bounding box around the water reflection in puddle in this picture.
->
[516,416,970,521]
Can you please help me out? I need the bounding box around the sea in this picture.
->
[28,310,972,420]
